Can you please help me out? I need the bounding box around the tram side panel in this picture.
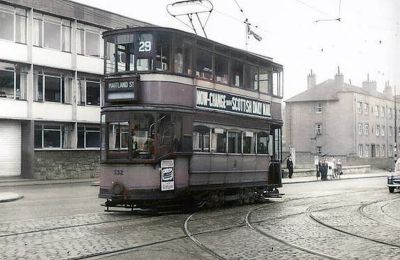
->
[189,154,269,187]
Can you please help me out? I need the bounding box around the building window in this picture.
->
[315,102,322,113]
[381,125,385,136]
[78,78,100,106]
[382,145,385,157]
[316,146,322,155]
[357,102,362,113]
[34,13,71,52]
[375,105,379,117]
[388,108,392,119]
[389,145,394,157]
[365,144,369,157]
[34,71,72,103]
[358,123,363,135]
[78,125,100,148]
[315,123,322,135]
[389,126,393,137]
[44,20,60,50]
[364,123,369,135]
[0,62,27,100]
[376,125,380,136]
[376,145,380,157]
[80,26,103,59]
[364,103,369,115]
[0,5,26,43]
[228,131,242,153]
[193,125,210,152]
[358,144,363,157]
[34,124,64,149]
[381,106,385,117]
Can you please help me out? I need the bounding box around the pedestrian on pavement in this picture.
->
[317,160,322,180]
[287,156,294,179]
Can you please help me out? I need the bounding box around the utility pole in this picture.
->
[395,86,397,163]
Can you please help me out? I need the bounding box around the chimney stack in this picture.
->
[335,66,344,88]
[362,73,377,92]
[307,69,316,89]
[383,81,393,97]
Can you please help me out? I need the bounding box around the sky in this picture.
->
[73,0,399,99]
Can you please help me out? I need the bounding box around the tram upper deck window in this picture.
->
[244,64,258,91]
[215,54,229,84]
[196,49,213,80]
[231,60,243,87]
[154,33,170,71]
[259,67,269,94]
[174,38,194,75]
[272,70,282,97]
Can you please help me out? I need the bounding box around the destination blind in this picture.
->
[196,88,271,118]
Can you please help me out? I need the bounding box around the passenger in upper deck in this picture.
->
[174,48,183,74]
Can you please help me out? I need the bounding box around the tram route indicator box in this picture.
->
[105,76,140,103]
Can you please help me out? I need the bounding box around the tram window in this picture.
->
[155,34,170,71]
[244,64,258,91]
[105,42,116,74]
[174,46,184,74]
[193,125,210,152]
[272,71,281,96]
[259,67,269,94]
[131,114,155,159]
[257,132,269,154]
[196,49,213,80]
[228,131,242,153]
[231,60,243,87]
[212,128,226,153]
[116,43,135,72]
[183,43,193,75]
[215,54,229,84]
[108,122,129,150]
[243,132,255,154]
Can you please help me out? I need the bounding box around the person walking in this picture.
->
[287,157,294,178]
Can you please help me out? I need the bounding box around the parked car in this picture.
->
[388,159,400,193]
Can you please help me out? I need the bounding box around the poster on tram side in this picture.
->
[161,159,175,191]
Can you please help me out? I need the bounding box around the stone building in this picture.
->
[0,0,148,179]
[285,69,395,168]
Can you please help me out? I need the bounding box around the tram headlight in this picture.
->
[111,182,124,195]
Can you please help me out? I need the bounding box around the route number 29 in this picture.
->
[138,41,151,52]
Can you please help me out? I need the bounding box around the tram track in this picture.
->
[306,200,400,249]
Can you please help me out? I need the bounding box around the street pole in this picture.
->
[395,85,397,164]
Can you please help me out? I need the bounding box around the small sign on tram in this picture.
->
[105,76,140,103]
[160,159,175,191]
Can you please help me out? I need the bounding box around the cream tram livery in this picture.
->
[99,27,284,209]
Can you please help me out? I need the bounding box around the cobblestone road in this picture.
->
[1,177,399,259]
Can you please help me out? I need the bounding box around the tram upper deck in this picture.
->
[101,27,284,165]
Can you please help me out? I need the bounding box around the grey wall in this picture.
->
[34,150,100,179]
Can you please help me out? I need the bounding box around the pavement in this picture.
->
[0,171,390,203]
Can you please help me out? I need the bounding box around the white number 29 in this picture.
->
[139,41,151,52]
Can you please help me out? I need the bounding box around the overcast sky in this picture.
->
[73,0,399,99]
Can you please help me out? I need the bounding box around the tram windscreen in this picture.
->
[104,112,184,161]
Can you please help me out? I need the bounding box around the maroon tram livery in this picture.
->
[99,26,284,210]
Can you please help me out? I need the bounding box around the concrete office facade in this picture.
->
[0,0,148,179]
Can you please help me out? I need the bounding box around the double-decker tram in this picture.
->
[99,26,284,210]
